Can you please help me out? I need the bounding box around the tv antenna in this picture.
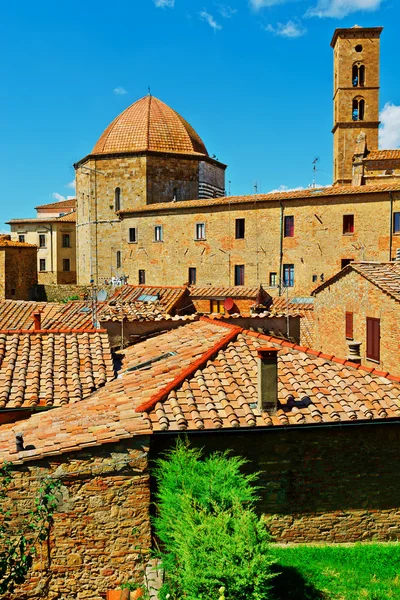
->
[312,158,319,188]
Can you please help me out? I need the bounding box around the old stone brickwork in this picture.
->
[0,240,37,300]
[152,424,400,543]
[312,265,400,373]
[4,438,150,600]
[75,96,226,285]
[332,26,381,186]
[117,186,400,296]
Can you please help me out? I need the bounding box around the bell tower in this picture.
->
[331,26,383,186]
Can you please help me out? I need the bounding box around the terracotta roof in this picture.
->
[0,320,231,463]
[92,96,208,157]
[99,301,177,322]
[35,198,76,210]
[2,318,400,464]
[0,301,62,330]
[0,329,113,410]
[189,286,267,299]
[119,182,400,215]
[0,235,36,248]
[271,297,315,315]
[7,211,76,225]
[364,151,400,161]
[312,262,400,302]
[109,285,187,313]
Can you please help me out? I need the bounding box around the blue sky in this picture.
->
[1,0,399,227]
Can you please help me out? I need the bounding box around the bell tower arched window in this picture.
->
[352,98,365,121]
[114,187,121,212]
[352,64,365,87]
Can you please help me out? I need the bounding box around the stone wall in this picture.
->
[3,247,38,300]
[313,267,400,374]
[4,438,150,600]
[151,423,400,543]
[118,190,400,296]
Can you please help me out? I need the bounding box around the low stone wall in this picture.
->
[33,284,117,303]
[4,437,150,600]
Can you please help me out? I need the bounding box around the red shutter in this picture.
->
[345,312,353,339]
[366,318,380,361]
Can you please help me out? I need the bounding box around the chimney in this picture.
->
[32,310,42,331]
[257,347,279,414]
[15,433,24,452]
[346,340,362,364]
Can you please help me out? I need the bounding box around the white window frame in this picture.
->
[195,223,206,240]
[154,225,163,242]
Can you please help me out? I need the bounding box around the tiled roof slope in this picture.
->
[92,96,208,157]
[7,211,76,225]
[189,286,266,299]
[313,262,400,302]
[0,321,232,464]
[365,151,400,161]
[271,297,314,315]
[120,182,400,215]
[0,329,114,409]
[109,285,187,313]
[0,301,62,330]
[140,320,400,432]
[99,302,183,322]
[0,235,36,248]
[35,198,76,210]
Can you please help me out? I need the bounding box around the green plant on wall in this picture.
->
[154,440,276,600]
[0,462,61,594]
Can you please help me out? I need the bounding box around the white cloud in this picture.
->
[153,0,175,7]
[306,0,382,18]
[200,10,222,31]
[379,103,400,149]
[52,193,75,202]
[249,0,293,9]
[114,86,128,95]
[217,4,237,18]
[265,19,307,37]
[268,185,305,193]
[66,179,76,190]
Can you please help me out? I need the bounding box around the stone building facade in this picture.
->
[74,96,226,285]
[0,235,37,300]
[312,262,400,374]
[74,26,400,295]
[8,199,77,285]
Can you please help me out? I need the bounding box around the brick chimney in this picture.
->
[32,310,42,331]
[257,347,279,414]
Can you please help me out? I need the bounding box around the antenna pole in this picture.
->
[312,158,319,189]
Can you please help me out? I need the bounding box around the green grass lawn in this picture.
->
[270,543,400,600]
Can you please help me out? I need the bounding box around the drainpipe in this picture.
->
[389,191,393,262]
[279,200,284,297]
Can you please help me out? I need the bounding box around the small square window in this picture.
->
[234,265,245,286]
[39,258,46,271]
[155,225,163,242]
[269,272,277,287]
[63,258,70,272]
[62,234,70,248]
[39,234,46,248]
[129,228,137,243]
[343,215,354,234]
[18,234,25,243]
[393,212,400,234]
[210,299,224,314]
[235,219,245,239]
[188,267,196,285]
[195,223,206,240]
[138,269,146,285]
[284,215,294,237]
[312,274,318,282]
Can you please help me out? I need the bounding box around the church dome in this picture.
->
[92,95,208,157]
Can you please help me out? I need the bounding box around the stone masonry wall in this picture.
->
[3,438,150,600]
[151,423,400,543]
[5,247,38,300]
[313,268,400,374]
[119,191,400,296]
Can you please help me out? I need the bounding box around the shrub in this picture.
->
[154,440,276,600]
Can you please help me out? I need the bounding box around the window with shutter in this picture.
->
[366,317,380,362]
[345,312,353,339]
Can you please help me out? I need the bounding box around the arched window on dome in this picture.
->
[352,64,365,87]
[114,187,121,212]
[352,98,365,121]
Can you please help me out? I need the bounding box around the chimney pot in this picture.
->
[32,310,42,331]
[257,347,279,414]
